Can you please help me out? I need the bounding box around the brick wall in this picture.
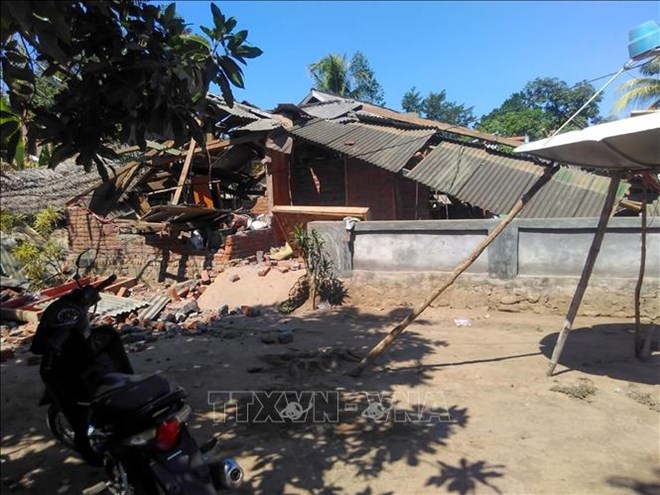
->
[66,206,274,282]
[66,206,210,283]
[222,228,274,259]
[291,157,345,206]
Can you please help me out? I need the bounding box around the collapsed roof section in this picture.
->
[281,89,634,218]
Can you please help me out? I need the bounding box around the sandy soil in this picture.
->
[1,271,659,494]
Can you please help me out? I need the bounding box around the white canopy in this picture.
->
[515,112,660,172]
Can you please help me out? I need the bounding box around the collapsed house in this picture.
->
[2,90,656,286]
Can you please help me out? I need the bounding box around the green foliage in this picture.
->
[401,87,424,114]
[614,56,660,114]
[401,87,475,126]
[0,95,25,167]
[1,1,262,171]
[0,209,24,233]
[308,51,385,105]
[33,206,62,236]
[478,78,602,139]
[13,240,66,289]
[348,51,385,105]
[291,224,347,306]
[4,206,66,288]
[277,300,296,315]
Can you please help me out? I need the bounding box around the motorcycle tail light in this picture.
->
[155,418,181,451]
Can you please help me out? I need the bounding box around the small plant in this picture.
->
[0,209,24,233]
[626,388,660,412]
[4,206,67,289]
[550,378,597,401]
[33,206,63,236]
[291,224,347,308]
[13,240,66,289]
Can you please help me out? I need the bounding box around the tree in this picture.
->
[401,87,423,114]
[308,54,351,98]
[348,51,385,105]
[0,1,262,174]
[308,51,385,104]
[400,87,475,126]
[613,56,660,114]
[478,78,602,139]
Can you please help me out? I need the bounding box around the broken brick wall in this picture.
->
[66,206,274,283]
[223,228,274,259]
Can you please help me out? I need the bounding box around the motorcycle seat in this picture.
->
[91,373,184,419]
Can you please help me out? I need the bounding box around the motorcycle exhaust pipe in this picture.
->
[218,457,243,489]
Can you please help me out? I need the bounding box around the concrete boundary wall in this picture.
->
[309,218,660,281]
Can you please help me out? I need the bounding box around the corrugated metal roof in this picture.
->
[300,100,361,120]
[95,293,150,318]
[289,119,435,173]
[407,140,630,218]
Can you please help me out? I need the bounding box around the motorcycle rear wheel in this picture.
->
[105,454,164,495]
[46,404,76,450]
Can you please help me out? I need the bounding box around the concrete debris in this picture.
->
[230,274,240,283]
[258,267,271,277]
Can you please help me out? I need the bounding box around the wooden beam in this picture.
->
[546,171,623,376]
[351,166,559,377]
[634,177,648,358]
[171,139,196,205]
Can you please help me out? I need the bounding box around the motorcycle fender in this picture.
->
[148,427,216,495]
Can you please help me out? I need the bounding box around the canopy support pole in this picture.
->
[634,177,648,358]
[351,166,559,377]
[546,171,622,376]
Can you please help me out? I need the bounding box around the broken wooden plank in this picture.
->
[172,139,197,205]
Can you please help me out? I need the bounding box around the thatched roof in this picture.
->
[0,161,102,215]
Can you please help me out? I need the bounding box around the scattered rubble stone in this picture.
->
[218,305,229,316]
[277,331,294,344]
[258,267,271,277]
[260,334,277,344]
[229,274,240,283]
[127,341,147,353]
[500,294,522,305]
[0,347,15,362]
[26,355,41,366]
[241,306,260,317]
[277,266,290,274]
[201,270,211,284]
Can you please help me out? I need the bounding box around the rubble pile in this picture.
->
[0,252,308,363]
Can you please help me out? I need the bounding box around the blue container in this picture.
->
[628,20,660,60]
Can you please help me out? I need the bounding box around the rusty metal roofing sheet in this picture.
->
[289,119,435,173]
[408,140,629,218]
[301,100,361,120]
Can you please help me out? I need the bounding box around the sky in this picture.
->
[175,1,659,120]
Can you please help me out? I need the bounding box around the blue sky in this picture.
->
[176,1,659,120]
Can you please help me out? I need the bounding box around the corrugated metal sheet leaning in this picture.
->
[406,140,630,218]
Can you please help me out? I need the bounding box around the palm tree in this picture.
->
[308,54,351,97]
[613,56,660,113]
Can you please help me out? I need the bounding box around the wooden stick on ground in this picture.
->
[350,165,560,377]
[634,176,648,358]
[546,171,623,376]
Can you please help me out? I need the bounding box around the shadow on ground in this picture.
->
[539,324,659,385]
[0,304,506,494]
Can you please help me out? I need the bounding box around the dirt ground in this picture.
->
[1,270,659,494]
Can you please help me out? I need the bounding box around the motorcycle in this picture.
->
[30,250,243,494]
